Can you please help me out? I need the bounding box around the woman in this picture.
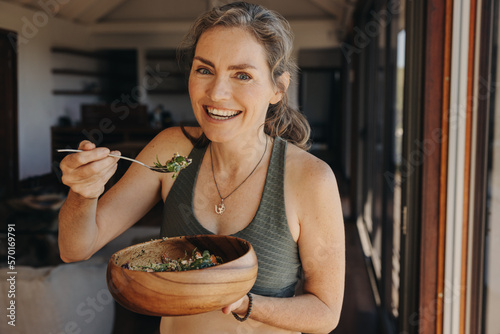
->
[58,2,345,333]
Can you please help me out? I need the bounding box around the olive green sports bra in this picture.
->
[161,137,301,297]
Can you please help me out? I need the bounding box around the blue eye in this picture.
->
[196,68,211,75]
[236,73,251,81]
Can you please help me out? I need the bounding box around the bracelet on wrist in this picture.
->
[232,292,253,322]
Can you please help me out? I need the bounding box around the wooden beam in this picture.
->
[459,0,478,332]
[436,1,454,333]
[58,0,101,21]
[90,18,335,35]
[207,0,222,9]
[90,21,194,34]
[8,0,46,13]
[17,0,37,5]
[78,0,127,24]
[306,0,339,19]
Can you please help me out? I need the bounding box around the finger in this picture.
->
[101,160,119,183]
[65,147,111,169]
[78,140,96,151]
[110,150,121,159]
[77,155,118,178]
[61,153,116,185]
[67,159,118,198]
[78,159,118,188]
[88,159,119,193]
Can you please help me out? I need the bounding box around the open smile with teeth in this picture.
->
[205,107,242,120]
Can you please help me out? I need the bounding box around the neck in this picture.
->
[210,132,269,177]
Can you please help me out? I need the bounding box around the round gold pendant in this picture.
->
[215,202,225,215]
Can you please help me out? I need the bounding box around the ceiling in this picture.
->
[5,0,357,38]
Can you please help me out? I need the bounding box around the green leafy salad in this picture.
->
[154,153,192,178]
[122,248,224,272]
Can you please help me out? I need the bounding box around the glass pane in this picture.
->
[391,27,406,319]
[357,0,406,326]
[484,1,500,332]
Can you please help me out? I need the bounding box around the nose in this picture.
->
[207,75,231,101]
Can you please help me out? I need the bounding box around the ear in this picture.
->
[270,71,290,104]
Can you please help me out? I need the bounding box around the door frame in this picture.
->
[0,28,19,198]
[469,0,496,332]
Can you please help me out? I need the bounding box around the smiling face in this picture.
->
[188,26,282,143]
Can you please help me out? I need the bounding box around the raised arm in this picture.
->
[58,128,188,262]
[58,140,123,262]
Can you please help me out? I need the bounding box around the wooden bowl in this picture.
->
[106,235,258,316]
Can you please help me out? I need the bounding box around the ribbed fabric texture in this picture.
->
[161,137,301,297]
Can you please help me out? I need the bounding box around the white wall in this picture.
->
[290,20,340,109]
[0,1,93,179]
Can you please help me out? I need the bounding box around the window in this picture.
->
[483,2,500,332]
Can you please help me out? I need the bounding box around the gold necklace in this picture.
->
[210,136,268,215]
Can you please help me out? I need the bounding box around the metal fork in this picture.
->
[56,149,173,173]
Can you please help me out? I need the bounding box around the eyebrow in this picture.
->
[193,56,257,71]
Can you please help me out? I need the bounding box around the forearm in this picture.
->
[245,293,340,333]
[58,190,100,262]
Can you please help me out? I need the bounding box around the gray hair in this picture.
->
[179,1,310,150]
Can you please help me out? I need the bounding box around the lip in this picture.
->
[204,105,242,121]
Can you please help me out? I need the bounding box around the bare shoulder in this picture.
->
[284,143,342,226]
[285,143,338,191]
[141,126,202,159]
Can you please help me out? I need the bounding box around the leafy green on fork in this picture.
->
[154,153,192,178]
